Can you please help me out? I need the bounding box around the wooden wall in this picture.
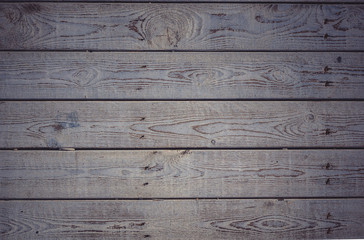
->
[0,1,363,239]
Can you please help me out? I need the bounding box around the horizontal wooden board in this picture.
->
[0,3,363,50]
[1,199,364,239]
[1,52,363,99]
[1,150,363,198]
[2,0,363,2]
[1,101,363,148]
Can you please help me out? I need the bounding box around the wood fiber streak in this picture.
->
[0,101,363,148]
[0,52,363,99]
[1,0,363,2]
[0,3,363,50]
[0,150,363,198]
[1,200,364,239]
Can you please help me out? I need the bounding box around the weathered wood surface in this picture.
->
[0,3,363,50]
[2,0,363,2]
[1,199,364,239]
[1,101,363,148]
[1,52,363,99]
[1,150,363,198]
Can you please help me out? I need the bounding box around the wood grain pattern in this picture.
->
[1,199,363,239]
[1,150,363,198]
[1,101,363,148]
[1,52,363,99]
[1,0,362,2]
[0,3,363,50]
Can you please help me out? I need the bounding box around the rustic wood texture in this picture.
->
[1,52,363,99]
[1,101,363,148]
[2,0,363,2]
[0,3,363,50]
[1,150,363,198]
[1,199,364,239]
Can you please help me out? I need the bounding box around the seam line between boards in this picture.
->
[1,50,364,53]
[2,197,364,201]
[1,147,364,151]
[0,1,364,4]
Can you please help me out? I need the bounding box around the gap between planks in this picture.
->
[2,197,364,201]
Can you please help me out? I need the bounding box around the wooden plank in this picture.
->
[1,101,363,148]
[0,3,363,50]
[1,0,363,2]
[1,52,363,99]
[1,150,363,198]
[1,199,363,239]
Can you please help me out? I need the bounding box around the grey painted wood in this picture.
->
[1,0,362,2]
[0,101,363,148]
[0,3,363,50]
[1,150,363,198]
[1,52,363,99]
[1,199,364,239]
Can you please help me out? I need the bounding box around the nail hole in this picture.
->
[323,19,329,24]
[36,231,39,234]
[326,163,331,170]
[327,212,332,219]
[327,228,331,234]
[326,178,330,185]
[325,129,331,135]
[337,56,342,63]
[143,182,149,186]
[140,117,145,121]
[140,135,145,139]
[324,33,329,39]
[323,66,330,73]
[324,81,333,87]
[211,140,216,145]
[144,235,151,238]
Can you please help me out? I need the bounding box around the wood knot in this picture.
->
[127,7,194,48]
[71,67,98,87]
[307,114,314,121]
